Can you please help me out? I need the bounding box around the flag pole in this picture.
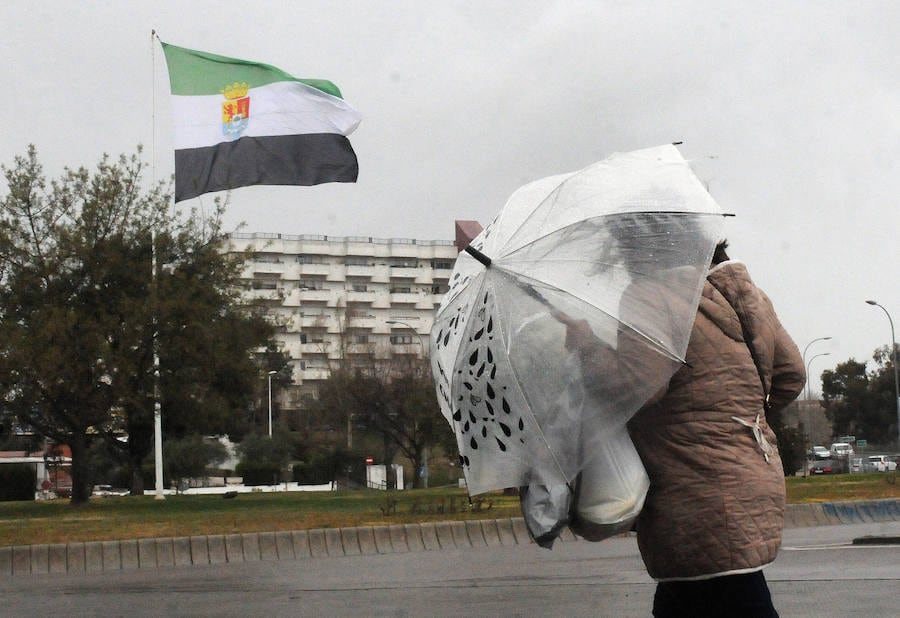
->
[151,29,165,500]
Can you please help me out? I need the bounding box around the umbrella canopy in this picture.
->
[430,144,725,496]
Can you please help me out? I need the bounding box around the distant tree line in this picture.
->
[820,344,899,445]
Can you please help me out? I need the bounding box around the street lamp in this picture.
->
[806,353,830,402]
[267,370,277,438]
[865,300,900,444]
[385,319,429,487]
[385,320,427,357]
[802,337,832,401]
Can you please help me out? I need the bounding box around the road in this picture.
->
[2,522,896,617]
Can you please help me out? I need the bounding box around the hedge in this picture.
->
[0,464,37,501]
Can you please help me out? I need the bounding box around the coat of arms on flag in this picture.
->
[221,81,250,138]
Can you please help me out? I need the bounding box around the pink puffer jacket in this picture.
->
[627,260,806,580]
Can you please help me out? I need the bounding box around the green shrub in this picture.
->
[236,461,280,486]
[0,464,37,501]
[293,451,341,484]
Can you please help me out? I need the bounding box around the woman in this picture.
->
[627,240,806,617]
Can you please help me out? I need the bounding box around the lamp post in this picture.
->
[800,337,832,470]
[802,337,832,401]
[866,300,900,444]
[267,370,277,438]
[385,319,429,487]
[806,353,830,402]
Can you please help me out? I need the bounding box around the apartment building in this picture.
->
[224,232,459,420]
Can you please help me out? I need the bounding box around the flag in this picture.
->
[160,42,361,202]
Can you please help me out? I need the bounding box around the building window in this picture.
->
[390,286,412,294]
[344,256,371,266]
[351,283,368,292]
[431,259,454,269]
[253,254,282,263]
[390,258,418,268]
[389,335,415,345]
[299,279,325,290]
[297,254,327,264]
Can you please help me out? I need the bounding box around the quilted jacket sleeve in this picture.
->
[761,291,806,412]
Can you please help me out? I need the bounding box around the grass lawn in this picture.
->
[1,473,897,548]
[786,471,899,504]
[0,487,520,547]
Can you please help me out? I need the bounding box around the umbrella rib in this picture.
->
[501,268,688,366]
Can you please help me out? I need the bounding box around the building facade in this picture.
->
[225,232,458,423]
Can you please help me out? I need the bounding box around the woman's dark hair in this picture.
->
[712,240,730,265]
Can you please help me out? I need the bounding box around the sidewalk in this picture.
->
[2,498,898,577]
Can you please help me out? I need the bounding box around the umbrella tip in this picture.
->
[672,141,684,145]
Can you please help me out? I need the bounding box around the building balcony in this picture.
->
[390,292,421,304]
[415,296,436,309]
[346,265,376,278]
[298,289,333,303]
[346,290,376,304]
[299,368,331,381]
[346,343,374,355]
[389,267,419,279]
[390,343,426,356]
[296,314,330,328]
[251,263,286,276]
[243,288,284,302]
[347,316,377,329]
[431,268,453,282]
[300,342,330,354]
[298,263,331,277]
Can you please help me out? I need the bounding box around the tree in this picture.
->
[314,355,453,488]
[164,434,227,493]
[866,344,900,443]
[0,146,274,503]
[819,354,897,444]
[235,431,294,485]
[821,359,870,439]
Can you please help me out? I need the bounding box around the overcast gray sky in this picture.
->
[2,1,898,390]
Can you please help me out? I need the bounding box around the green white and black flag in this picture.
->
[160,41,361,202]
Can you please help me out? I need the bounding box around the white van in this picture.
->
[830,442,854,458]
[866,455,897,472]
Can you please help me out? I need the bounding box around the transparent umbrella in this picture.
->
[430,144,727,543]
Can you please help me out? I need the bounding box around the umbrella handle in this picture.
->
[463,244,492,267]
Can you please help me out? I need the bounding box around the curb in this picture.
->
[2,499,898,577]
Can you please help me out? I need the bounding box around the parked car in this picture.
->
[92,484,129,497]
[808,459,834,475]
[866,455,898,472]
[811,446,830,460]
[830,442,854,458]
